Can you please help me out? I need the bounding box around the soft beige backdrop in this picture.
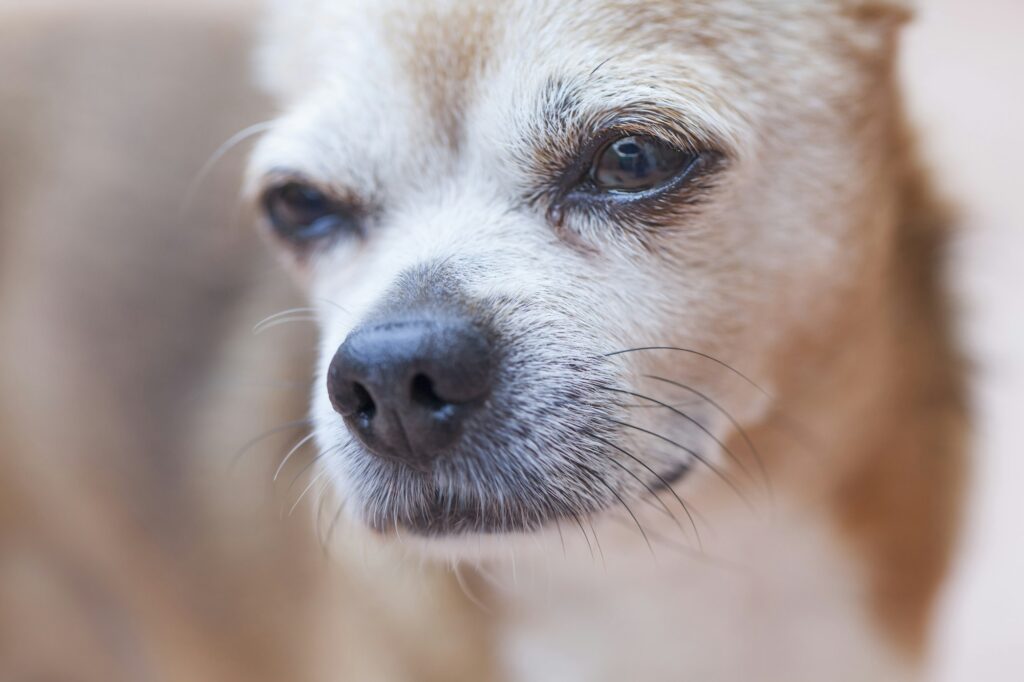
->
[902,1,1024,679]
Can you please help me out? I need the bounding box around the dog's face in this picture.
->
[248,0,905,542]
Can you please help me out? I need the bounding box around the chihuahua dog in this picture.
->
[247,0,965,679]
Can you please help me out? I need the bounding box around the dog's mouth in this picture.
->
[336,434,696,538]
[322,358,714,538]
[350,454,610,537]
[329,373,634,537]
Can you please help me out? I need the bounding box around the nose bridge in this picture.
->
[371,260,470,321]
[382,180,542,281]
[320,188,570,369]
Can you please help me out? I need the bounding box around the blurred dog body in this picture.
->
[0,5,490,682]
[0,2,965,682]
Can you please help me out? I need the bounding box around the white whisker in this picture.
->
[273,432,317,481]
[180,120,278,215]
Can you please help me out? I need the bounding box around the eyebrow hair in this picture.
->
[501,70,734,248]
[519,73,731,191]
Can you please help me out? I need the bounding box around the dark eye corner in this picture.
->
[259,176,362,245]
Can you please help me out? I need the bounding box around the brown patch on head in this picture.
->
[388,3,496,151]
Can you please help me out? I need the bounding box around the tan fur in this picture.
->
[394,3,496,150]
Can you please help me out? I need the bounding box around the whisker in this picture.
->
[320,496,347,556]
[312,297,355,316]
[608,349,817,464]
[601,386,755,485]
[569,511,596,563]
[644,375,772,501]
[252,307,321,333]
[314,471,332,540]
[554,519,567,558]
[578,462,654,557]
[253,316,320,335]
[288,469,328,516]
[453,564,492,613]
[589,432,702,549]
[392,515,404,545]
[610,419,751,509]
[229,418,311,470]
[591,442,682,523]
[588,56,616,80]
[619,401,702,410]
[313,465,349,552]
[273,432,317,482]
[285,449,333,496]
[584,515,607,568]
[604,346,772,399]
[180,120,277,216]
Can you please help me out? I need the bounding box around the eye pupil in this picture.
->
[592,135,692,192]
[275,182,328,224]
[616,141,642,156]
[263,181,350,242]
[282,183,325,213]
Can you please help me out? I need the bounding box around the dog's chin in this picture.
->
[331,436,697,554]
[330,439,612,541]
[352,463,592,538]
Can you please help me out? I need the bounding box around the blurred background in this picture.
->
[0,0,1021,680]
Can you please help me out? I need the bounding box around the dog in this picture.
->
[244,0,967,679]
[0,1,965,680]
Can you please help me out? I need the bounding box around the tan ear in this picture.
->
[838,0,914,59]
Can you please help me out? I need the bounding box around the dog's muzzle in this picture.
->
[318,265,622,536]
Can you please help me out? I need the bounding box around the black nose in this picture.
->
[327,317,494,467]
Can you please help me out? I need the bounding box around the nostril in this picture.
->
[351,381,376,421]
[410,373,448,412]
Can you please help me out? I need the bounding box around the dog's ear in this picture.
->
[837,0,914,59]
[843,0,915,27]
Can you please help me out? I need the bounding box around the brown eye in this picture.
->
[262,181,355,242]
[591,135,694,192]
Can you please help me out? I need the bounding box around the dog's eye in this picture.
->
[262,182,354,242]
[591,135,695,193]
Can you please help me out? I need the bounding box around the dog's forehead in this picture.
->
[270,0,757,156]
[258,0,894,194]
[342,0,727,95]
[268,0,874,130]
[379,0,499,147]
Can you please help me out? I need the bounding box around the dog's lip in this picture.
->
[350,452,695,538]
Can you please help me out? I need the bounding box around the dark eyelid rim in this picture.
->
[545,118,727,223]
[578,149,710,201]
[257,170,368,245]
[258,170,370,216]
